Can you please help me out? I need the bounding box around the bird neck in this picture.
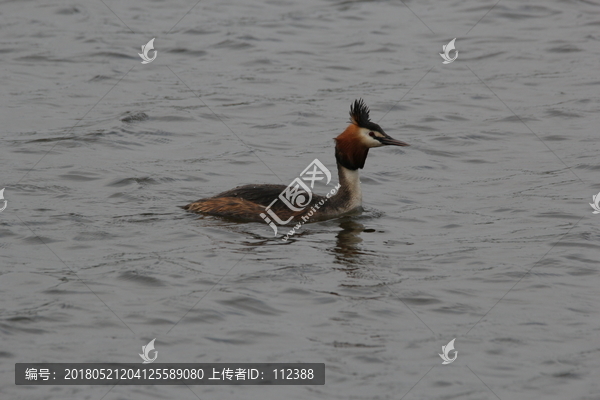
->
[329,161,362,212]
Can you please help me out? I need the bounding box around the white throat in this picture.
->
[338,165,362,210]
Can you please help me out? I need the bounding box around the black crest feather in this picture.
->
[349,99,385,133]
[350,99,370,126]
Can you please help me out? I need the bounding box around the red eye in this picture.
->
[369,132,375,137]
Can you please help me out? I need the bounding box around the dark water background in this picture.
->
[1,0,600,399]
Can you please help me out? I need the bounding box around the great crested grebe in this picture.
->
[183,99,409,222]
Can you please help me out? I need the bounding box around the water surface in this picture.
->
[1,0,599,399]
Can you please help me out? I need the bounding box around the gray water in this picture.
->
[1,0,600,399]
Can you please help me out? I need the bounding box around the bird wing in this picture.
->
[213,184,328,211]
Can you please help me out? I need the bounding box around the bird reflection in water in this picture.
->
[332,217,371,273]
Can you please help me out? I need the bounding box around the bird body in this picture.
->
[183,99,409,223]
